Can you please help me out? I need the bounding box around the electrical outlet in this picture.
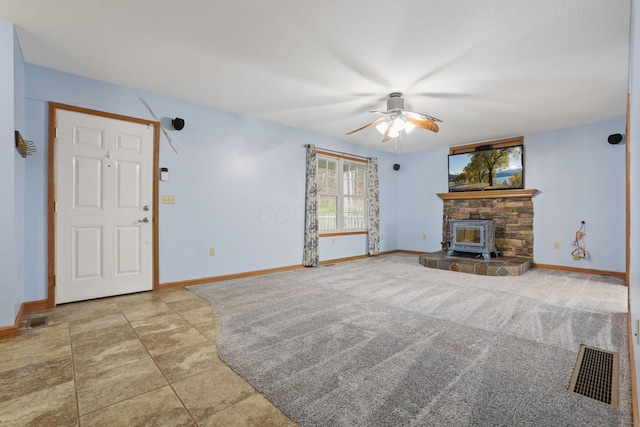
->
[423,234,427,240]
[162,194,176,204]
[209,248,216,256]
[332,238,336,245]
[553,241,560,249]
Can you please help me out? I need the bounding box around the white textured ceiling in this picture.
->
[1,0,631,154]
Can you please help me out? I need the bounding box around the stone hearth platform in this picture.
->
[419,251,532,276]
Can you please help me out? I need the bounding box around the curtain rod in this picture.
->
[312,146,370,160]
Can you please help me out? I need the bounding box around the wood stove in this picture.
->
[447,220,498,261]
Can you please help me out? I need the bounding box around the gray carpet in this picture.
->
[189,253,631,426]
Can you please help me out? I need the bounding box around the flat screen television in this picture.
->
[448,145,524,192]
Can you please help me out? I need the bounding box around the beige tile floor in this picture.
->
[0,288,297,426]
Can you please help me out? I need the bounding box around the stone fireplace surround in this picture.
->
[437,189,537,258]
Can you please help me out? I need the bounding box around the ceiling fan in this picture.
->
[346,92,442,142]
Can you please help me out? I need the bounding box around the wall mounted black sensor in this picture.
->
[172,118,185,131]
[608,133,623,144]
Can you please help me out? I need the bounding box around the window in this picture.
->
[317,155,367,232]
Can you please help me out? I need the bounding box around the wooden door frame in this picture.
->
[47,102,160,308]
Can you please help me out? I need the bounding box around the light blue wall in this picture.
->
[14,27,25,308]
[23,98,47,302]
[0,22,22,327]
[23,64,398,300]
[13,28,24,132]
[628,0,640,409]
[527,120,626,271]
[396,146,449,252]
[396,120,626,273]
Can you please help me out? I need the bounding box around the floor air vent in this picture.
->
[568,345,619,407]
[19,315,49,331]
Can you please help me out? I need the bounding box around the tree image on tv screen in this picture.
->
[449,147,522,191]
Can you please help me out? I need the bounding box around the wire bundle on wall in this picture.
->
[571,221,589,261]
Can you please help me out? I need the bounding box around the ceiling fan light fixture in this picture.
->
[345,93,441,141]
[375,121,389,134]
[404,121,416,134]
[392,117,405,132]
[374,117,416,137]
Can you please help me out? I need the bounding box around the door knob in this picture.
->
[138,217,150,223]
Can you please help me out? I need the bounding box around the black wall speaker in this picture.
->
[393,163,400,171]
[608,133,623,144]
[172,117,185,131]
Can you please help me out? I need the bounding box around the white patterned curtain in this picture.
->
[302,144,319,266]
[367,157,380,256]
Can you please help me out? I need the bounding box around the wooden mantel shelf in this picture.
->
[437,189,538,200]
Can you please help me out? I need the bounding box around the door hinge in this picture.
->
[54,201,57,212]
[53,275,56,287]
[55,127,59,138]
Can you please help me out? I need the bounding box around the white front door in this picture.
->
[55,109,155,304]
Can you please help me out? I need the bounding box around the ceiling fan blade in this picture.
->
[382,121,393,142]
[404,110,442,123]
[406,117,440,133]
[345,117,386,135]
